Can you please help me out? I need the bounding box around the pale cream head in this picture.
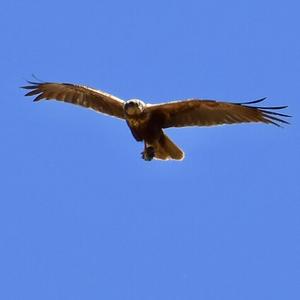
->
[124,99,146,115]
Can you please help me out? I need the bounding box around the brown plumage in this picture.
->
[22,81,290,161]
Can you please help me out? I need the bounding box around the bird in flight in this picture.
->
[22,81,290,161]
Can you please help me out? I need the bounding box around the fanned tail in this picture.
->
[154,133,184,160]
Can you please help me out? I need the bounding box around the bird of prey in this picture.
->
[22,81,290,161]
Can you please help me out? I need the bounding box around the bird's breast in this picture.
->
[126,112,150,127]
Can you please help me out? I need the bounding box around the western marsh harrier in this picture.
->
[22,81,290,161]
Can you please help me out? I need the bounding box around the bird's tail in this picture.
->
[154,133,184,160]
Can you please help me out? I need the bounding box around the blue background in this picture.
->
[1,0,299,299]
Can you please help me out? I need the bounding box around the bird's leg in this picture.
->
[141,142,155,161]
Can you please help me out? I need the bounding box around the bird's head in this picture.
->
[124,99,146,115]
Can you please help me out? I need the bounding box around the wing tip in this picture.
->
[21,80,45,101]
[237,97,291,127]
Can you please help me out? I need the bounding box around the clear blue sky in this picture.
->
[1,0,299,299]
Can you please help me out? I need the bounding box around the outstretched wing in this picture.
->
[146,98,290,128]
[22,81,126,119]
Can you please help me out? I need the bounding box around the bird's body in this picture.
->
[22,81,290,161]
